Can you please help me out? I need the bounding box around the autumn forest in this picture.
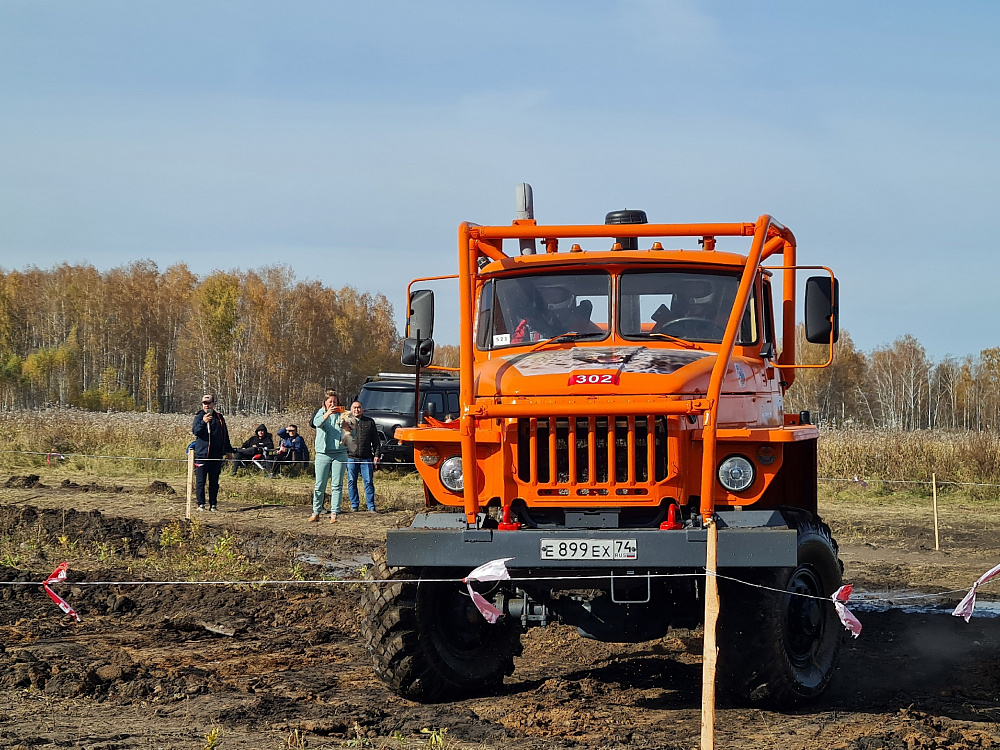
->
[0,262,402,413]
[0,261,997,431]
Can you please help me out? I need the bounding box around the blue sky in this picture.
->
[1,1,998,358]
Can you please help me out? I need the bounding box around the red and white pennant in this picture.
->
[42,562,81,622]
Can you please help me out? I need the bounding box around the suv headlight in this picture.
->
[439,456,464,492]
[718,454,755,492]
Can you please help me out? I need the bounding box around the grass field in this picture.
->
[0,410,998,506]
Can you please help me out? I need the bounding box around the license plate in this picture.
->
[539,538,637,560]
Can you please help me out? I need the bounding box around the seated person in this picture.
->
[273,424,310,477]
[651,294,725,340]
[231,424,274,475]
[511,286,602,343]
[553,298,603,335]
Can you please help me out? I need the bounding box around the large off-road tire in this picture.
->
[718,513,843,708]
[360,547,523,702]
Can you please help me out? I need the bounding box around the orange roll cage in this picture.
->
[452,217,800,527]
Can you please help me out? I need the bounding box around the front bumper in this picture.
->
[386,511,797,569]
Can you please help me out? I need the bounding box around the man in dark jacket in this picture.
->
[345,401,381,512]
[191,393,234,511]
[274,424,309,477]
[231,424,274,475]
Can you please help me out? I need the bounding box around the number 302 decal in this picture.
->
[568,372,619,386]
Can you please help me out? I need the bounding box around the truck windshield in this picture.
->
[359,388,416,415]
[477,272,610,349]
[619,270,757,345]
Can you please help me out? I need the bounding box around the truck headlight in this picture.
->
[439,456,464,492]
[718,454,755,492]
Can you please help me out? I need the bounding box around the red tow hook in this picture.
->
[659,503,683,530]
[498,504,521,531]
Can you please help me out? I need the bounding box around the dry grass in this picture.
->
[819,428,1000,499]
[0,409,319,479]
[1,411,998,500]
[0,410,429,515]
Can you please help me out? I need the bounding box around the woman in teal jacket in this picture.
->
[311,390,352,522]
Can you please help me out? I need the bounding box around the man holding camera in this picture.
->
[191,393,234,511]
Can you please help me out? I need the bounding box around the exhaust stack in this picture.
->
[516,183,537,255]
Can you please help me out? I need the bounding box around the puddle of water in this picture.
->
[294,552,372,578]
[852,588,1000,618]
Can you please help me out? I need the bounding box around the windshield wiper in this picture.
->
[527,331,603,352]
[648,332,700,350]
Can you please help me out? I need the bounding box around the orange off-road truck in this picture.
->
[361,185,841,707]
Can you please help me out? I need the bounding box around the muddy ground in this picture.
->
[0,477,998,750]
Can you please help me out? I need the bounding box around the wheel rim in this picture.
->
[427,583,492,661]
[784,565,826,668]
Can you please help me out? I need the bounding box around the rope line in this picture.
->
[820,476,1000,488]
[0,448,990,482]
[710,573,993,604]
[3,571,995,609]
[0,450,417,466]
[1,571,704,587]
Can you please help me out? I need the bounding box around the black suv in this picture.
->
[357,373,460,466]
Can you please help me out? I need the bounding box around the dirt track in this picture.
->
[1,480,999,750]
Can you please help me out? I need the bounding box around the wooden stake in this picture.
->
[186,448,195,520]
[701,518,720,750]
[932,472,939,551]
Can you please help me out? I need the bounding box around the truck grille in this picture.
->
[516,416,669,494]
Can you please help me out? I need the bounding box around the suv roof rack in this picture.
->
[369,372,459,381]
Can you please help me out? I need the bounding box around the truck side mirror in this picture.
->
[407,289,435,339]
[804,276,840,344]
[401,337,435,367]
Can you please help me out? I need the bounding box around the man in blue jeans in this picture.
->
[345,401,380,512]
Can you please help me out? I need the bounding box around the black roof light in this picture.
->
[605,209,648,251]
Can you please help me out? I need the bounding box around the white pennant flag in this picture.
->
[463,558,514,624]
[952,562,1000,622]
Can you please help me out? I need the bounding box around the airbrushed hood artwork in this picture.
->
[475,346,739,398]
[503,347,710,378]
